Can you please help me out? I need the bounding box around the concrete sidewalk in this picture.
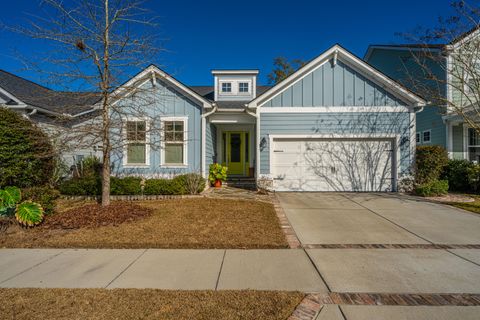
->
[0,248,328,291]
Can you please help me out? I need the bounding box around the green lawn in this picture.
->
[447,196,480,214]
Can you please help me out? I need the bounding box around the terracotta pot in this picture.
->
[214,180,222,188]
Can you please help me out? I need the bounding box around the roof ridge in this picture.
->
[0,69,54,91]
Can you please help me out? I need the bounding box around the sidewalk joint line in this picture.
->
[445,249,480,267]
[104,249,147,289]
[303,248,332,293]
[215,249,227,291]
[338,305,348,320]
[343,194,435,245]
[0,249,67,285]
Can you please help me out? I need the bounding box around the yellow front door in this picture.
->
[226,132,246,175]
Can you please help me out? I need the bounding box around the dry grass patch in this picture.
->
[0,288,304,320]
[447,196,480,214]
[0,198,288,248]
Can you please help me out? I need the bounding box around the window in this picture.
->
[468,128,480,162]
[162,118,187,166]
[221,82,232,93]
[422,130,431,143]
[126,120,147,165]
[239,82,249,93]
[416,133,420,144]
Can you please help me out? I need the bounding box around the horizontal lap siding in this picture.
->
[112,80,202,177]
[205,123,217,168]
[260,112,412,175]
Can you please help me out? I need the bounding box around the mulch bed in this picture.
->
[42,202,153,229]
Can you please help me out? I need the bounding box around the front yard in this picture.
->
[0,289,304,320]
[447,196,480,214]
[0,198,288,249]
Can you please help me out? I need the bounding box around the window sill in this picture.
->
[123,164,150,168]
[160,164,188,169]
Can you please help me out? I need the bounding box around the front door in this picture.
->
[226,132,246,175]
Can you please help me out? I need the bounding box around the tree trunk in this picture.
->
[101,0,111,207]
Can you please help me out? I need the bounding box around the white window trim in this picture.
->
[123,117,151,168]
[238,80,252,95]
[160,116,188,168]
[422,130,431,144]
[219,81,234,95]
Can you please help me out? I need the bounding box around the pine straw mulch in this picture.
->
[42,202,153,229]
[0,198,288,249]
[0,288,304,320]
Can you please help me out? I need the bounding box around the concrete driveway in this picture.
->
[278,193,480,319]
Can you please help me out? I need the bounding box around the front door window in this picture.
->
[225,132,247,175]
[230,133,241,162]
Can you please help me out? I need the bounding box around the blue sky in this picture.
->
[0,0,454,88]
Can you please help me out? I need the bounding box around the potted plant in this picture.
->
[209,163,228,188]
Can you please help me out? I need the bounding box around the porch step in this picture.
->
[224,178,257,190]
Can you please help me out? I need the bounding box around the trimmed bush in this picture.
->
[144,179,178,195]
[22,186,60,215]
[442,159,474,192]
[110,177,142,195]
[173,174,206,195]
[415,146,448,184]
[415,180,449,197]
[59,176,101,196]
[0,108,55,188]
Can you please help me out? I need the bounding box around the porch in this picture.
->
[205,111,257,178]
[446,119,480,162]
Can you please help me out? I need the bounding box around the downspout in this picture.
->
[201,104,217,178]
[22,108,38,119]
[245,104,260,180]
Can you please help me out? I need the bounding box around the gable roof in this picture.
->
[0,69,101,116]
[249,44,426,108]
[111,65,213,108]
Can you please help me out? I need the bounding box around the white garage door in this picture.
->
[271,138,395,192]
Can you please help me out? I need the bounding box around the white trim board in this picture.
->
[160,116,189,168]
[259,106,410,113]
[122,116,151,168]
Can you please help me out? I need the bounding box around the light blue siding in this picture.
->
[264,60,407,107]
[111,79,202,177]
[260,112,413,176]
[452,125,464,160]
[366,48,447,148]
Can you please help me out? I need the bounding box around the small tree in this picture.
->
[0,107,55,188]
[9,0,161,206]
[267,57,307,84]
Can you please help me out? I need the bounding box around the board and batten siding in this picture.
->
[259,112,413,176]
[112,79,202,177]
[262,61,405,108]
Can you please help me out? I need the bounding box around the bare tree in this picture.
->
[8,0,162,206]
[400,0,480,134]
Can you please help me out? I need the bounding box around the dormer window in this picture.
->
[221,82,232,93]
[239,82,249,93]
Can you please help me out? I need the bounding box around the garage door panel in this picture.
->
[272,138,394,192]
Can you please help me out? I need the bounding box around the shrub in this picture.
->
[173,174,206,194]
[72,156,102,178]
[0,108,55,188]
[415,146,448,184]
[59,176,101,196]
[144,179,176,195]
[442,159,474,192]
[467,164,480,193]
[22,186,60,215]
[110,177,142,195]
[414,180,449,197]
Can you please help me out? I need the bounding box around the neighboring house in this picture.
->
[109,44,425,192]
[0,69,102,168]
[365,28,480,162]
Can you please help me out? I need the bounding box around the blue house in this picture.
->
[0,44,425,192]
[107,44,425,192]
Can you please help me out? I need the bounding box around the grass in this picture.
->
[0,289,304,320]
[447,196,480,214]
[0,198,288,249]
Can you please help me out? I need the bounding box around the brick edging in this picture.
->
[289,292,480,319]
[315,292,480,306]
[288,294,323,320]
[271,194,302,249]
[303,244,480,249]
[60,194,205,201]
